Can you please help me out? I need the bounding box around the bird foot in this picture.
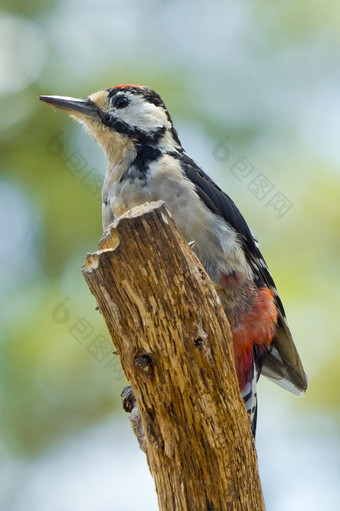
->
[120,386,146,452]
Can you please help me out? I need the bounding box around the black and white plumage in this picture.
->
[40,85,307,435]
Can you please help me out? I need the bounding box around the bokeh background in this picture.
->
[1,0,340,509]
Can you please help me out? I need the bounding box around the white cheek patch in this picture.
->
[113,95,171,133]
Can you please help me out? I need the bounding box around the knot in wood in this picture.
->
[193,337,205,347]
[134,354,154,381]
[193,324,208,349]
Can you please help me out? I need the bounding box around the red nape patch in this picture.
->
[231,287,278,388]
[108,84,144,90]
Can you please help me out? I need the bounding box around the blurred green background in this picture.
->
[1,0,339,509]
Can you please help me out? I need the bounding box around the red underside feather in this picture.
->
[231,287,278,388]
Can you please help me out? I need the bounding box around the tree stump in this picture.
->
[82,201,265,511]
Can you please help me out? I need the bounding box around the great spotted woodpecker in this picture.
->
[40,85,307,435]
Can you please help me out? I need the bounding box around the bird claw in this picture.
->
[120,386,146,452]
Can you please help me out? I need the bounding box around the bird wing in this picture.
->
[180,154,307,394]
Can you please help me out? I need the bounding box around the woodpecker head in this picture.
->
[40,85,182,164]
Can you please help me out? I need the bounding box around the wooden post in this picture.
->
[82,201,265,511]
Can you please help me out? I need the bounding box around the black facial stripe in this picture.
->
[139,126,166,145]
[133,144,162,172]
[145,95,182,147]
[100,111,135,134]
[119,144,162,183]
[100,111,166,144]
[106,86,182,147]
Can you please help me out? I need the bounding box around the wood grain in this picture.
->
[82,201,265,511]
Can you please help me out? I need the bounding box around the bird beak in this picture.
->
[39,95,98,119]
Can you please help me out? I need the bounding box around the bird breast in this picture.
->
[102,153,251,279]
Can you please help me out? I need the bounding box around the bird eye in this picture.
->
[113,96,130,109]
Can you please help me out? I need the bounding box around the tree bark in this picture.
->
[82,201,265,511]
